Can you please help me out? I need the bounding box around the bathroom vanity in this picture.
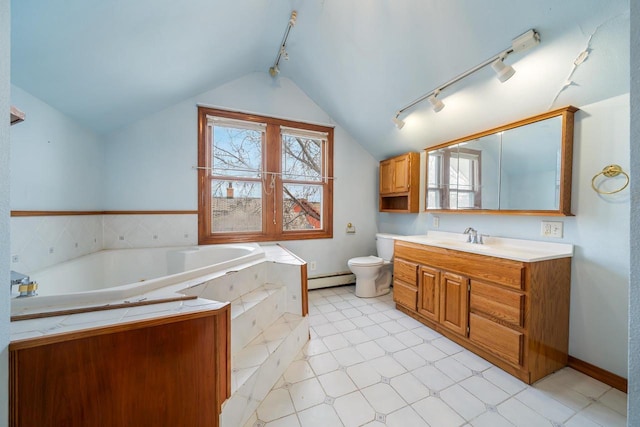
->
[392,233,573,384]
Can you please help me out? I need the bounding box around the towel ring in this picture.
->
[591,164,629,194]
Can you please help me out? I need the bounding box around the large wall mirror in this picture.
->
[426,106,577,215]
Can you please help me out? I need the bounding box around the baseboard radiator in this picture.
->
[308,271,355,290]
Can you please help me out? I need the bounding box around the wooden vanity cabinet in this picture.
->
[379,152,420,213]
[393,240,571,384]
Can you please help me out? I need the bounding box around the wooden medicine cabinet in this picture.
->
[425,106,577,216]
[379,152,420,213]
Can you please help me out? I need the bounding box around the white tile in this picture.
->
[318,370,358,397]
[235,344,270,369]
[351,315,375,327]
[374,335,406,353]
[355,340,387,360]
[498,397,553,427]
[547,368,610,400]
[483,366,527,395]
[469,410,514,427]
[392,348,427,371]
[385,404,428,427]
[412,365,455,391]
[362,324,389,340]
[332,318,357,333]
[369,355,407,378]
[578,402,627,427]
[308,352,340,375]
[598,388,627,415]
[431,337,464,355]
[379,320,406,334]
[264,413,301,427]
[382,309,405,320]
[361,383,406,414]
[411,326,442,341]
[390,372,430,404]
[564,411,605,427]
[411,342,448,362]
[296,403,343,427]
[341,308,364,318]
[342,329,371,345]
[289,377,326,412]
[347,361,382,389]
[460,376,510,405]
[256,388,296,422]
[394,330,424,347]
[316,303,337,314]
[312,323,340,337]
[396,316,426,330]
[283,360,315,384]
[334,391,376,427]
[368,312,392,323]
[515,387,575,423]
[303,338,329,357]
[440,384,486,421]
[452,350,492,371]
[434,356,473,382]
[332,346,365,367]
[324,310,347,322]
[322,333,350,351]
[412,396,466,427]
[308,313,329,327]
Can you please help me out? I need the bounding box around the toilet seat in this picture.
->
[348,256,384,267]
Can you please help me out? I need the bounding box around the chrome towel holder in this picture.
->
[591,164,629,194]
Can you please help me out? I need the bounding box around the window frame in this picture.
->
[197,107,334,244]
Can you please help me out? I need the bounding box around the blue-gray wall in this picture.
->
[628,0,639,423]
[1,0,11,423]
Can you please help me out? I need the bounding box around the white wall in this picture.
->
[104,72,379,275]
[10,85,104,210]
[628,0,639,421]
[379,94,630,378]
[1,0,11,422]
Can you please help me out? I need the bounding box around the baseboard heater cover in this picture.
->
[308,272,355,290]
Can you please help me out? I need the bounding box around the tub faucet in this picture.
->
[463,227,480,244]
[10,270,38,297]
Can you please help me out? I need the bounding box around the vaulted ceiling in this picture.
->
[11,0,629,159]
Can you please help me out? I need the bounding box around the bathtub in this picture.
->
[11,243,265,315]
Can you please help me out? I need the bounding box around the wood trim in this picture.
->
[10,306,228,350]
[11,210,197,217]
[424,209,575,217]
[10,295,198,322]
[301,263,308,316]
[568,356,628,393]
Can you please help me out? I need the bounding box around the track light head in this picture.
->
[269,65,280,77]
[392,114,405,129]
[428,92,445,112]
[492,57,515,83]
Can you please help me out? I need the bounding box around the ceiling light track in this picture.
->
[269,10,298,77]
[393,29,540,129]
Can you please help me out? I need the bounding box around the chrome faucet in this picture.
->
[10,270,38,297]
[463,227,480,244]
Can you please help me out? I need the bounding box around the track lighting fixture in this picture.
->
[269,11,297,77]
[428,90,445,112]
[392,29,540,128]
[491,55,516,83]
[392,113,405,129]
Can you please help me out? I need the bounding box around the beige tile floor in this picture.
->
[248,285,627,427]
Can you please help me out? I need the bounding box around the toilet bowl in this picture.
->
[348,233,399,298]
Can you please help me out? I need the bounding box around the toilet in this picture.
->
[348,233,399,298]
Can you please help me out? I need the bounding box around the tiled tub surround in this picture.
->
[10,213,198,273]
[244,285,627,427]
[10,244,309,427]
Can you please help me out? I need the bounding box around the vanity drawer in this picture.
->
[393,280,417,310]
[470,280,524,327]
[394,258,418,285]
[469,313,523,366]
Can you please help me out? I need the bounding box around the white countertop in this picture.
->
[395,231,573,262]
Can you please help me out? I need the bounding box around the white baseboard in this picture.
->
[308,272,355,290]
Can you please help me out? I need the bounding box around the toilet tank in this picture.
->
[376,233,398,261]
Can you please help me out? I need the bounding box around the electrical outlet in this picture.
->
[309,261,317,271]
[541,221,563,238]
[432,216,440,228]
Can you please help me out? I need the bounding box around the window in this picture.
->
[198,107,333,243]
[427,148,481,209]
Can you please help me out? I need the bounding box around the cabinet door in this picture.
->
[380,159,394,194]
[418,266,440,322]
[439,272,469,336]
[392,155,410,192]
[393,280,418,310]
